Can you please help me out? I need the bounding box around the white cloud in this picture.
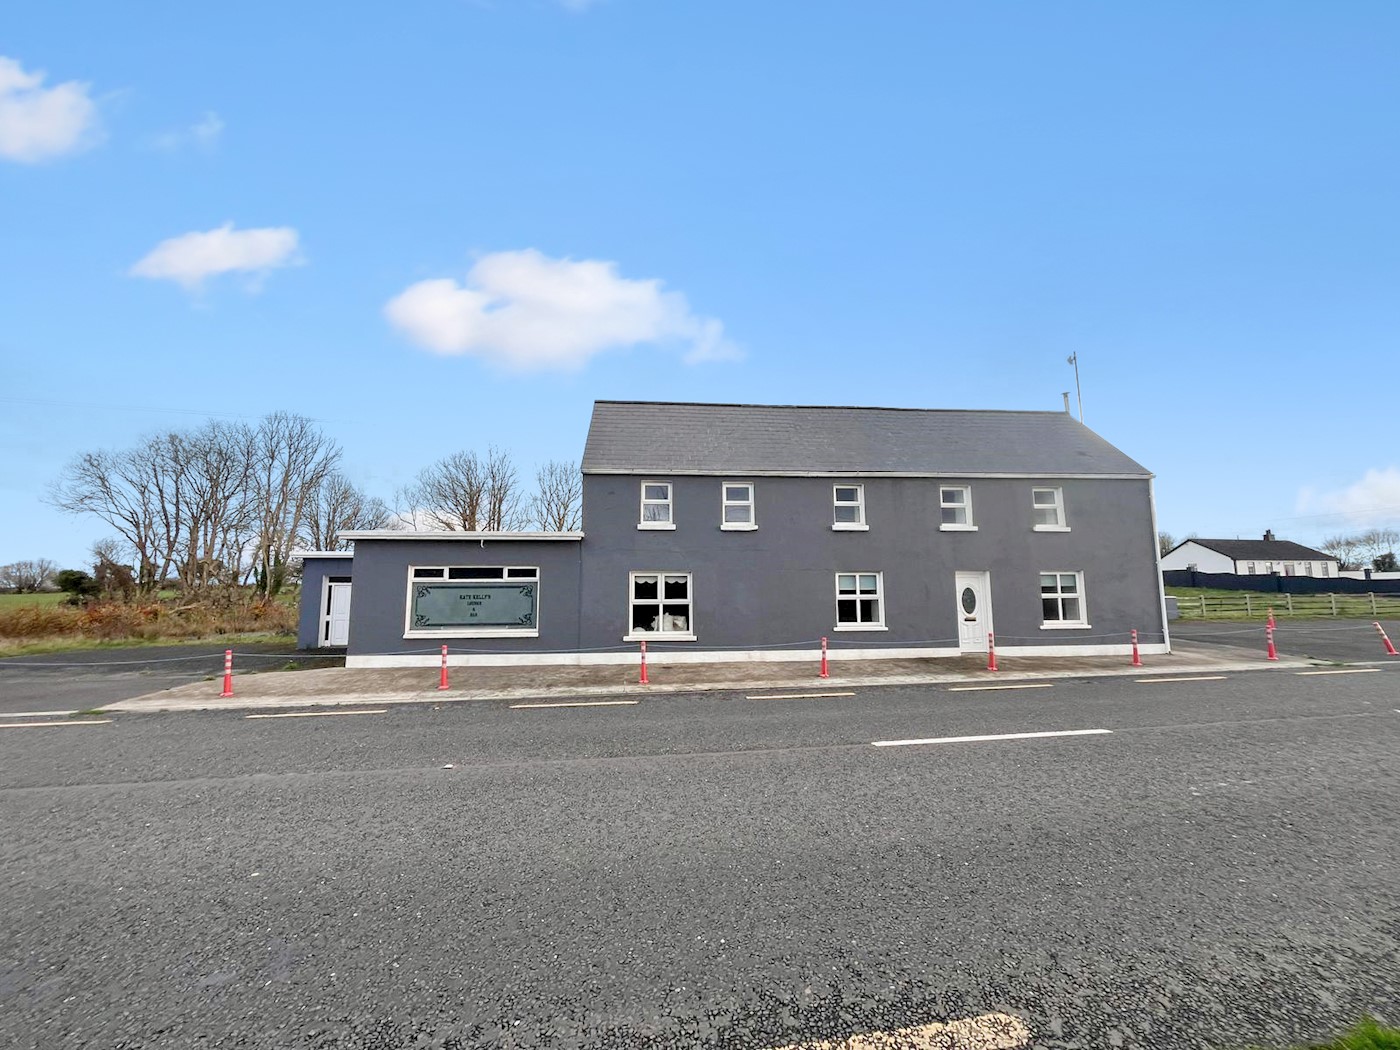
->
[384,249,740,371]
[152,111,224,153]
[1297,467,1400,527]
[129,223,302,291]
[0,56,101,163]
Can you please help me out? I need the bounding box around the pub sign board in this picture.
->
[411,582,537,630]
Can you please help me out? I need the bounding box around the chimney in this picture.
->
[1062,392,1072,414]
[1263,529,1275,542]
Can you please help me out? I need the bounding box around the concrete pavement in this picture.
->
[104,639,1316,713]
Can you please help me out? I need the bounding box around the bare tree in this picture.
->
[397,447,525,531]
[175,420,255,593]
[90,539,136,600]
[0,559,59,593]
[1355,527,1400,570]
[483,446,527,531]
[532,460,582,531]
[50,444,168,593]
[397,451,487,531]
[248,413,341,596]
[304,472,392,550]
[1157,532,1177,557]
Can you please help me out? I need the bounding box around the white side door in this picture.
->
[955,571,992,652]
[326,583,352,647]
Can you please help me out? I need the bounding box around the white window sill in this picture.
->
[832,523,870,532]
[404,629,540,639]
[1033,525,1071,533]
[1039,623,1091,631]
[832,624,889,632]
[939,524,978,532]
[622,633,697,643]
[637,522,677,531]
[720,523,758,531]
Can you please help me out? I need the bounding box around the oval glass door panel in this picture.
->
[961,587,977,616]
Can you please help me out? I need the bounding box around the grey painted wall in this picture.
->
[296,557,352,649]
[345,538,582,657]
[322,476,1164,657]
[578,474,1165,651]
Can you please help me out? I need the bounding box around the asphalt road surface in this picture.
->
[2,668,1398,1049]
[0,643,343,716]
[1170,616,1400,664]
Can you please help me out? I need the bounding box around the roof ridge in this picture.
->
[593,400,1070,416]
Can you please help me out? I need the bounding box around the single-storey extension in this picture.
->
[297,400,1171,667]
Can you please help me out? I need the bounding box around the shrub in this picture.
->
[0,595,297,645]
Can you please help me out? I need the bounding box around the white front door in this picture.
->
[955,571,992,653]
[326,583,352,647]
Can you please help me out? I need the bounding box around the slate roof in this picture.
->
[1180,539,1334,562]
[581,401,1151,477]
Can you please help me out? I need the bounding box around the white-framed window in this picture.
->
[626,572,694,639]
[835,572,885,629]
[1246,561,1256,574]
[1321,563,1330,577]
[1305,561,1313,576]
[721,482,756,530]
[638,481,675,530]
[1040,571,1088,628]
[1031,487,1068,530]
[833,484,868,530]
[939,485,976,530]
[405,565,540,638]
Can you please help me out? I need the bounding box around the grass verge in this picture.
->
[0,632,296,660]
[1258,1017,1400,1049]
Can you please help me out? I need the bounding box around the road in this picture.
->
[1170,616,1400,664]
[1,667,1398,1049]
[0,643,343,716]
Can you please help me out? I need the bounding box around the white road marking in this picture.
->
[509,700,640,709]
[244,709,388,719]
[0,719,112,728]
[946,683,1053,692]
[1295,668,1381,676]
[1136,675,1229,684]
[746,691,856,700]
[872,728,1111,748]
[0,710,82,718]
[765,1011,1032,1049]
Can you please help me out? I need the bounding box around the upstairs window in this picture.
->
[1032,487,1067,530]
[939,486,975,530]
[833,485,867,530]
[638,482,675,530]
[721,482,756,530]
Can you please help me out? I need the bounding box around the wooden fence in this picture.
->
[1168,591,1400,620]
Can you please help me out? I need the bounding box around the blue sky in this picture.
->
[3,1,1399,568]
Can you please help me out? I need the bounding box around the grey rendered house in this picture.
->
[298,400,1170,667]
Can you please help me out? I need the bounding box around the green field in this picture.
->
[0,591,68,609]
